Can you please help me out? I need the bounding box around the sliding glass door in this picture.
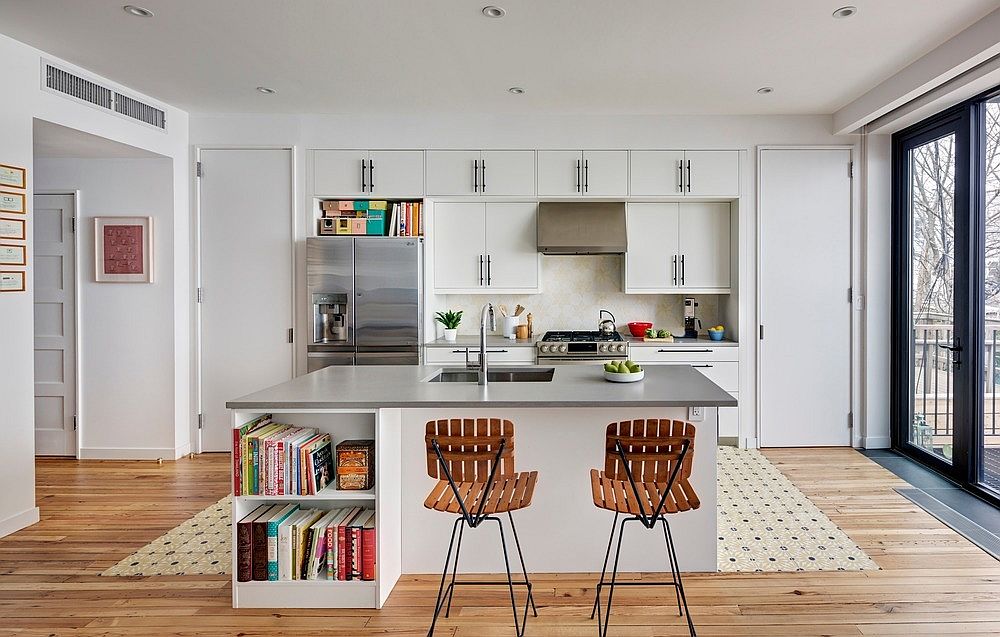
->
[980,96,1000,493]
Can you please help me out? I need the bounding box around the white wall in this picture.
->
[0,32,189,537]
[191,112,859,449]
[34,159,179,457]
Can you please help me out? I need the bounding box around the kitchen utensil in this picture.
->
[526,313,533,337]
[627,321,653,337]
[604,368,644,383]
[499,304,508,318]
[515,324,529,340]
[598,309,617,335]
[502,316,520,339]
[514,304,525,317]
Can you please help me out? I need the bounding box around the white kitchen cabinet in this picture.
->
[719,398,740,438]
[537,150,628,197]
[432,202,539,293]
[425,150,535,196]
[629,150,685,196]
[684,150,740,197]
[624,202,731,293]
[625,203,679,290]
[312,149,423,197]
[424,346,535,366]
[432,202,487,289]
[679,202,731,290]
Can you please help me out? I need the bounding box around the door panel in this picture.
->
[355,238,420,347]
[425,150,479,196]
[432,202,486,290]
[200,149,293,452]
[33,193,75,456]
[981,97,1000,493]
[582,150,628,197]
[679,202,731,289]
[685,150,740,197]
[537,150,582,196]
[625,203,679,291]
[485,202,538,290]
[629,150,685,196]
[313,149,367,196]
[760,148,852,447]
[368,151,424,197]
[481,150,536,196]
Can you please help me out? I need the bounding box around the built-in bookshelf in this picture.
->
[230,408,401,609]
[312,198,424,238]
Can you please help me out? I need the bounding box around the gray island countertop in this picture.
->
[227,364,737,410]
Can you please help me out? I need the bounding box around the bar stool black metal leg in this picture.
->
[492,517,530,637]
[663,518,696,637]
[597,516,630,637]
[660,517,683,616]
[444,518,466,618]
[590,511,619,620]
[428,517,462,637]
[506,511,538,618]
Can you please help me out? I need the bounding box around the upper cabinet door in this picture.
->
[432,202,487,290]
[313,149,368,196]
[678,202,731,290]
[537,150,583,197]
[480,150,536,196]
[368,150,425,198]
[485,202,539,291]
[581,150,629,197]
[684,150,740,197]
[629,150,685,196]
[625,203,680,291]
[425,150,481,196]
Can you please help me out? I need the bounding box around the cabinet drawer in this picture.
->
[630,360,738,392]
[424,347,536,365]
[629,346,738,364]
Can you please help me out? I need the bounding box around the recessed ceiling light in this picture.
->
[122,5,154,17]
[756,86,774,95]
[832,6,857,18]
[482,5,506,18]
[507,87,525,95]
[256,86,276,94]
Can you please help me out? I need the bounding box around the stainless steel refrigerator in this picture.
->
[306,237,422,371]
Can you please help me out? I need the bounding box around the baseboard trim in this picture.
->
[78,446,190,460]
[862,436,891,449]
[0,507,40,539]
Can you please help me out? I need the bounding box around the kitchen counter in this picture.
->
[424,335,536,348]
[227,363,737,410]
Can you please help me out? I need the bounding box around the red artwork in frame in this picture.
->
[94,217,153,282]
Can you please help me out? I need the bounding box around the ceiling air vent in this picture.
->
[42,62,167,131]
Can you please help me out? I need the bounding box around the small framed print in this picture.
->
[0,191,25,214]
[0,271,25,292]
[95,216,153,282]
[0,218,25,240]
[0,243,26,266]
[0,164,26,189]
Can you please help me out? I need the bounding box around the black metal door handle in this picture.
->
[938,338,962,366]
[937,344,962,351]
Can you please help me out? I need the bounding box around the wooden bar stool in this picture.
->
[589,419,700,637]
[424,417,539,637]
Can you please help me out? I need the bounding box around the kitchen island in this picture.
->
[227,364,736,608]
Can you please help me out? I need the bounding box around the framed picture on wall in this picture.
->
[94,216,153,283]
[0,270,25,292]
[0,191,25,214]
[0,243,26,266]
[0,164,26,189]
[0,218,25,240]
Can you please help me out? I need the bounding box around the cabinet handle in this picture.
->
[486,254,492,285]
[692,364,714,368]
[452,349,510,354]
[672,255,677,285]
[584,159,589,193]
[481,160,486,192]
[669,349,712,353]
[686,159,691,193]
[361,160,367,192]
[678,160,684,193]
[479,255,484,285]
[681,254,686,285]
[576,159,581,193]
[473,159,479,192]
[369,159,375,191]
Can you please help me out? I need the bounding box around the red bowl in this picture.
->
[627,322,653,337]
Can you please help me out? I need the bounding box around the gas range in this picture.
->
[536,330,629,363]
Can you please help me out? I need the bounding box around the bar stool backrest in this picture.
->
[604,419,695,484]
[425,418,516,482]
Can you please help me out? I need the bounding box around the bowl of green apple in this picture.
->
[603,360,644,382]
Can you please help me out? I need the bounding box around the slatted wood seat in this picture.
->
[424,418,537,515]
[590,419,700,515]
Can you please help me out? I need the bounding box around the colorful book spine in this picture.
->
[266,505,299,581]
[362,525,376,581]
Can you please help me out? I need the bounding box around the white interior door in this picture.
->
[199,149,293,452]
[759,148,852,447]
[33,193,76,456]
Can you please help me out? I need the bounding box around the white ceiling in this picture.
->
[33,120,164,159]
[3,0,999,116]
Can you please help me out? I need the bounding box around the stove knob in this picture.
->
[558,344,568,353]
[540,344,550,353]
[616,344,626,353]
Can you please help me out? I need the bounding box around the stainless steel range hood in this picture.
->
[536,202,627,255]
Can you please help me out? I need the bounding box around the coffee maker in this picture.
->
[312,293,348,343]
[683,297,701,339]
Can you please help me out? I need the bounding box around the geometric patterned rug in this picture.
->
[101,449,878,576]
[717,446,878,572]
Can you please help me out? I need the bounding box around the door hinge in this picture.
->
[848,287,852,303]
[197,413,204,429]
[287,328,294,343]
[71,217,76,233]
[848,161,853,178]
[759,325,764,340]
[848,412,854,429]
[73,414,78,430]
[196,161,203,178]
[196,287,204,303]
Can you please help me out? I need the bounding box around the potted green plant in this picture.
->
[435,310,463,342]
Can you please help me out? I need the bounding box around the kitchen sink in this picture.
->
[427,366,556,383]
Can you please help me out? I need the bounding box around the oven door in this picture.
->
[543,357,621,366]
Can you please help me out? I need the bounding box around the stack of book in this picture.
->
[233,414,336,496]
[387,201,421,237]
[236,504,376,582]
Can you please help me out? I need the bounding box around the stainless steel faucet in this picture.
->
[479,302,496,386]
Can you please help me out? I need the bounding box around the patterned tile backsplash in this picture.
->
[442,255,721,336]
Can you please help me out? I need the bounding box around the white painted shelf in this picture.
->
[237,485,375,501]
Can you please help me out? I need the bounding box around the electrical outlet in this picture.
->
[688,406,705,422]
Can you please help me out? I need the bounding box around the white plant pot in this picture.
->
[443,328,458,342]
